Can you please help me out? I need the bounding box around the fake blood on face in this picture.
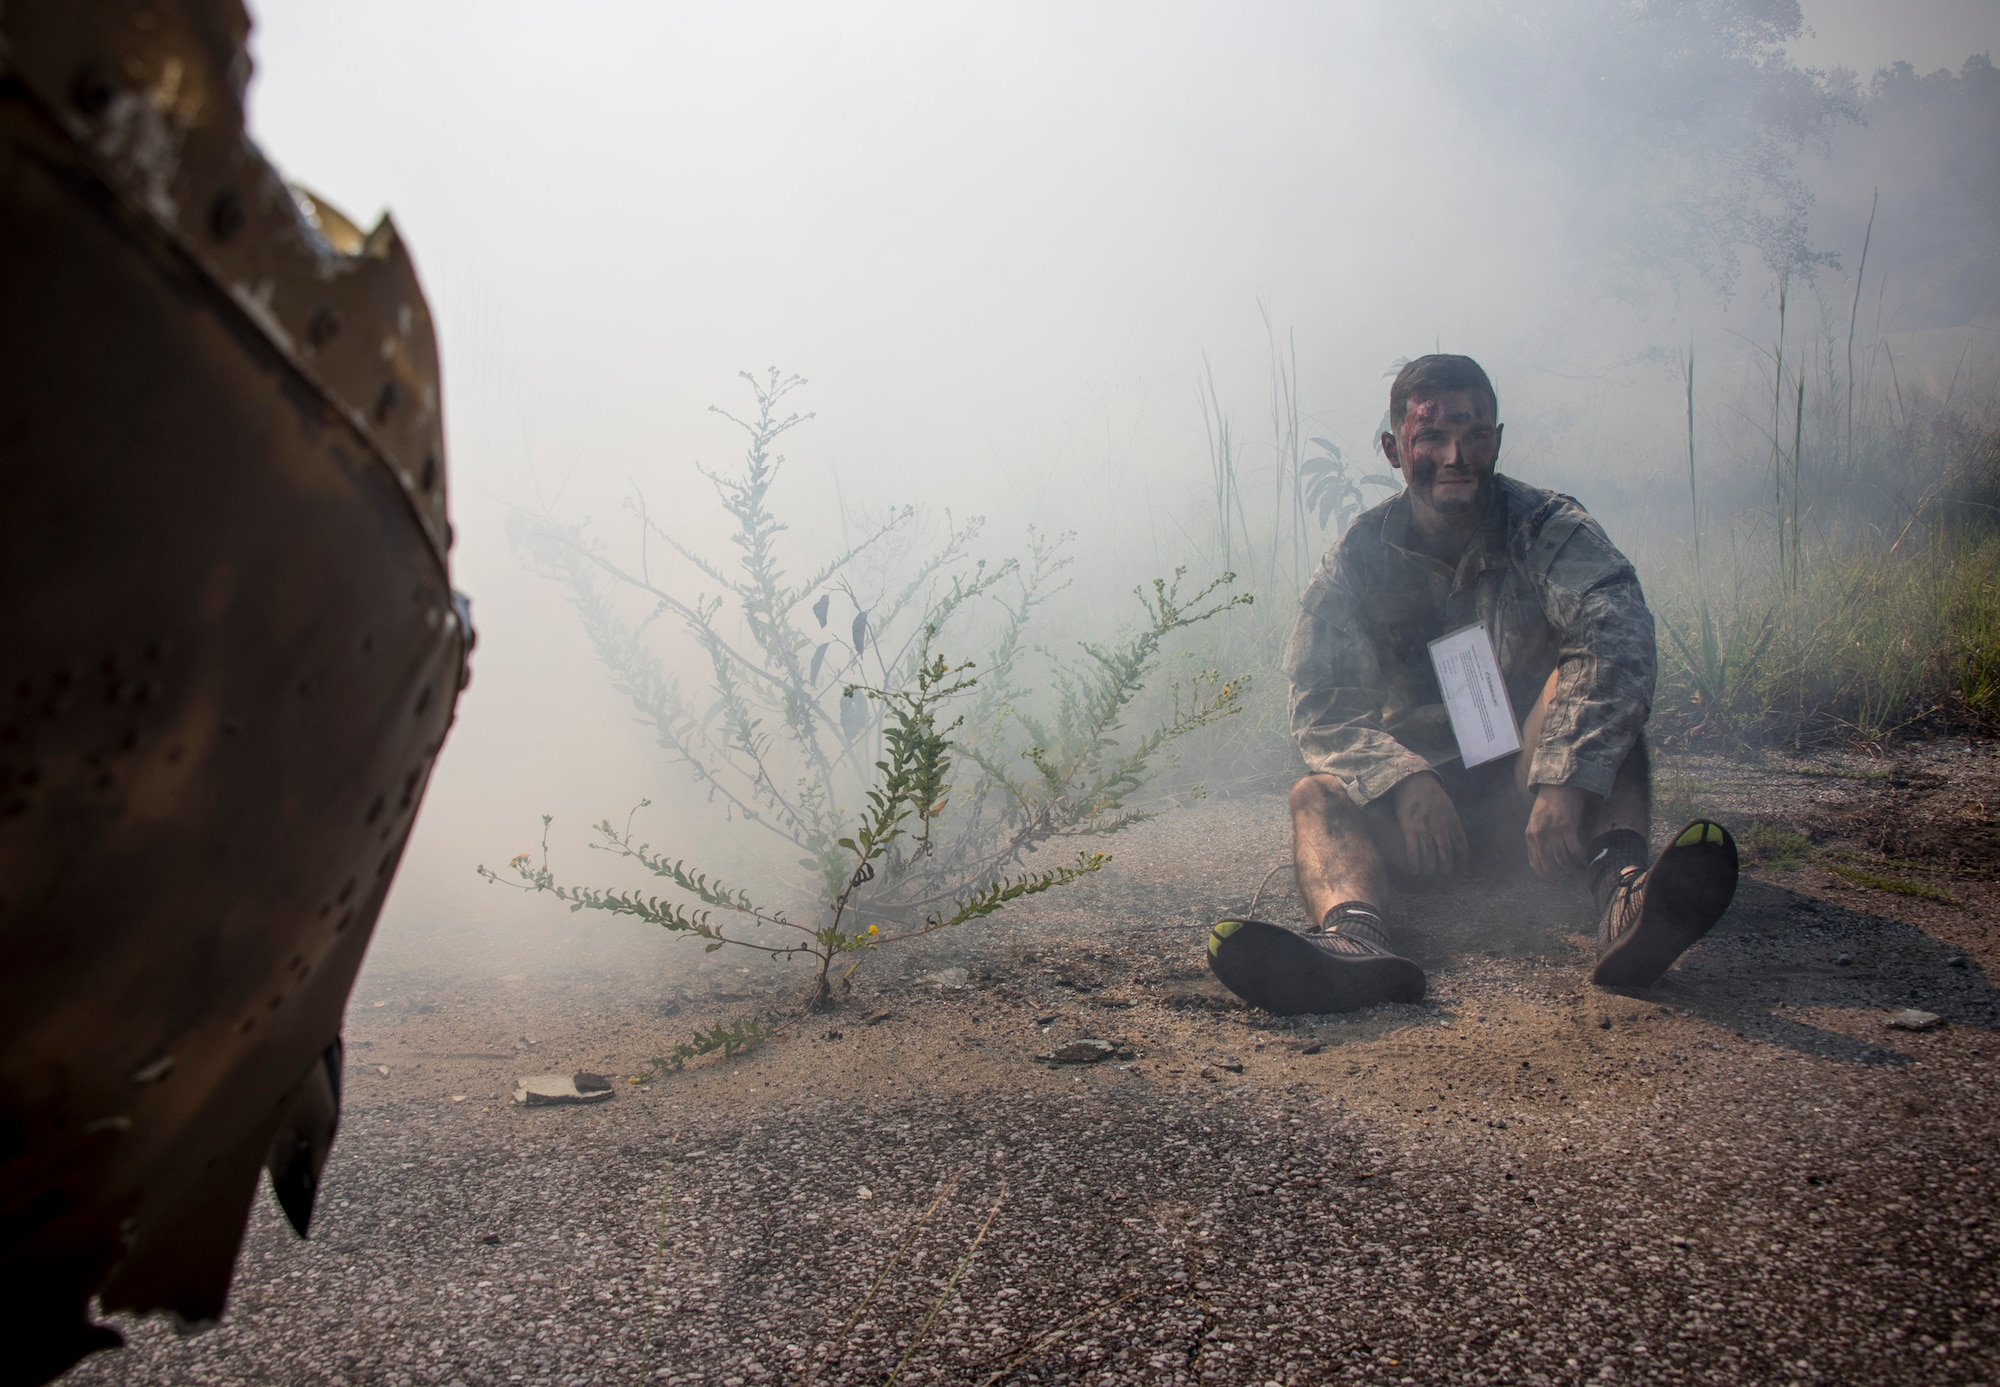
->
[1390,389,1502,523]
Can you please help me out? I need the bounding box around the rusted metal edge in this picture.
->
[0,16,453,574]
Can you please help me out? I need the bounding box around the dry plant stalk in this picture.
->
[807,1170,967,1384]
[881,1185,1007,1387]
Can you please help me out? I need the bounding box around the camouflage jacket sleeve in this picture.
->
[1283,563,1437,806]
[1523,504,1657,799]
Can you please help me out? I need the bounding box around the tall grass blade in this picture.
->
[1845,189,1877,470]
[881,1184,1006,1387]
[972,1289,1143,1387]
[638,1134,678,1375]
[809,1170,966,1383]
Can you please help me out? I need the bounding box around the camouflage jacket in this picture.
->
[1284,474,1655,806]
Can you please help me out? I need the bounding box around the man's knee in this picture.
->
[1289,773,1349,817]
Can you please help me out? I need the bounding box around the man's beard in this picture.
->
[1426,474,1482,513]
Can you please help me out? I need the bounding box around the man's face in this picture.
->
[1381,389,1502,519]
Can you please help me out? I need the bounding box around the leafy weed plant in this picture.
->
[632,1017,771,1080]
[484,371,1250,1008]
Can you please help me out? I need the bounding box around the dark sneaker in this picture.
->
[1206,917,1426,1015]
[1591,820,1739,988]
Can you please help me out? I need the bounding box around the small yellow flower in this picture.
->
[868,924,879,935]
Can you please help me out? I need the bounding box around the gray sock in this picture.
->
[1322,900,1391,950]
[1587,829,1650,912]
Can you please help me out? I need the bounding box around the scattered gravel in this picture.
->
[62,742,2000,1385]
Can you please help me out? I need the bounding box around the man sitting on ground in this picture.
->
[1207,354,1738,1015]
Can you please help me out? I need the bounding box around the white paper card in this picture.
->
[1427,624,1521,769]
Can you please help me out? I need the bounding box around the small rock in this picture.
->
[1886,1009,1945,1032]
[1835,954,1853,966]
[513,1074,614,1106]
[1300,1042,1323,1055]
[864,1010,893,1026]
[857,1187,873,1200]
[1040,1038,1116,1065]
[573,1072,612,1093]
[1949,955,1970,969]
[376,1065,390,1076]
[1217,1058,1245,1074]
[1035,1014,1059,1026]
[480,1234,501,1245]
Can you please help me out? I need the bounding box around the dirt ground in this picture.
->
[63,739,2000,1386]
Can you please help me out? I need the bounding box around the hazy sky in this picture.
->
[243,1,1998,527]
[238,1,1997,925]
[1793,0,1999,74]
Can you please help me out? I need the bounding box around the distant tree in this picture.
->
[1812,54,2000,330]
[1416,0,1858,304]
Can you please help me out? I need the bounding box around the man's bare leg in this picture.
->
[1513,670,1734,987]
[1206,773,1425,1014]
[1516,668,1651,849]
[1288,773,1394,929]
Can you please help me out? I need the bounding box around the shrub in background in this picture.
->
[484,371,1249,1008]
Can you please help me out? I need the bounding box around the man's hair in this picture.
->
[1388,354,1498,433]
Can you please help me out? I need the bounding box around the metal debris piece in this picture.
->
[0,1,469,1372]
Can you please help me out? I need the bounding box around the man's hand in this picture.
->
[1392,772,1468,877]
[1526,783,1592,880]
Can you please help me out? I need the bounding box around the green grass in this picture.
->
[1736,820,1815,870]
[1826,864,1959,906]
[1826,848,1993,882]
[1636,334,1999,746]
[1646,527,2000,741]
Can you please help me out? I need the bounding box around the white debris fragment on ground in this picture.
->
[511,1072,614,1106]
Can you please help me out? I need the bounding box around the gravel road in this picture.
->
[61,741,2000,1385]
